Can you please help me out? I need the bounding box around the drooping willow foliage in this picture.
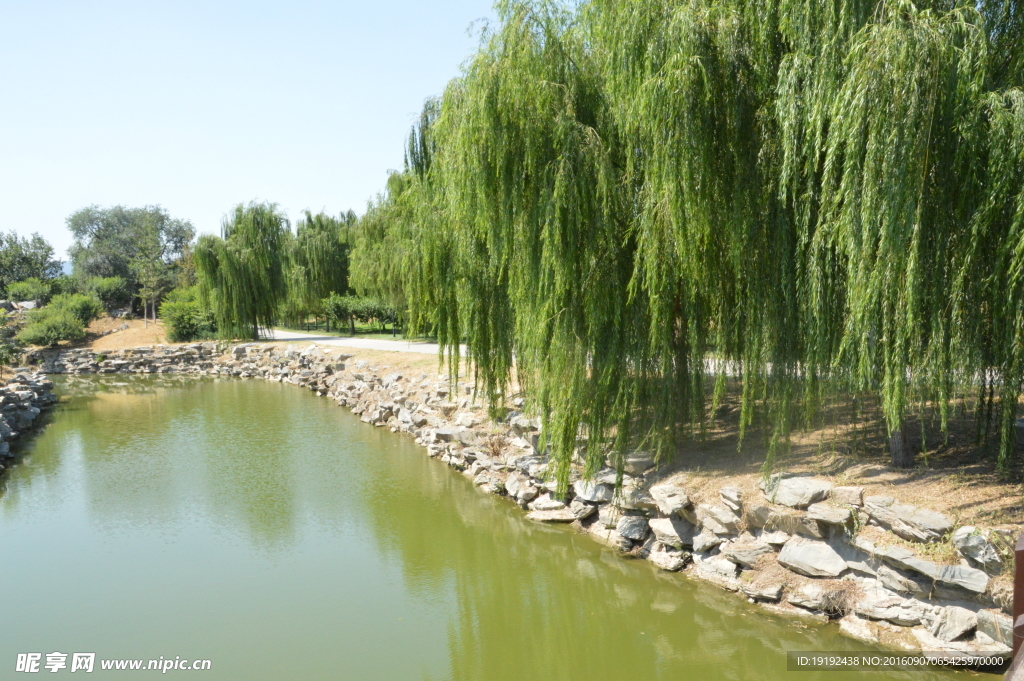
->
[195,202,290,339]
[281,210,355,325]
[350,0,1024,486]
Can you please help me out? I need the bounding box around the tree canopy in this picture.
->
[194,202,290,339]
[67,205,195,288]
[0,231,61,294]
[349,0,1024,487]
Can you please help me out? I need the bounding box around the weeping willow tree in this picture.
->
[281,210,354,326]
[351,0,1024,485]
[194,202,289,339]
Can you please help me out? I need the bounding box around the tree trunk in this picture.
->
[889,421,914,468]
[349,316,355,336]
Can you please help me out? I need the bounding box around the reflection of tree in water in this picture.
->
[354,436,955,681]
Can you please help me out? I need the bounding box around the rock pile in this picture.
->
[0,372,57,470]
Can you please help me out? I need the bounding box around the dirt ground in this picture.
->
[82,317,172,350]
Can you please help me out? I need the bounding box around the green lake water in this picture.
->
[0,376,965,680]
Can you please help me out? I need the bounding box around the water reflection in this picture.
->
[0,376,963,681]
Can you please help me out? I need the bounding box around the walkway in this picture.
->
[263,329,465,357]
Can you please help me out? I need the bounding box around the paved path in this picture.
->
[264,329,465,356]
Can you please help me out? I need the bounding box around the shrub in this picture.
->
[17,309,86,346]
[6,277,52,303]
[85,276,132,311]
[49,275,82,297]
[160,287,216,342]
[48,293,104,324]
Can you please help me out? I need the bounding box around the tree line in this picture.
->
[343,0,1024,484]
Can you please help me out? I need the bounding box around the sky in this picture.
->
[0,0,496,260]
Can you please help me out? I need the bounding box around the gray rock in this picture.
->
[570,498,597,519]
[864,500,952,543]
[951,526,1002,572]
[748,503,825,539]
[648,517,697,549]
[807,503,852,526]
[623,454,655,476]
[832,486,864,506]
[720,540,772,568]
[613,482,658,512]
[698,503,741,535]
[597,504,621,529]
[573,480,614,503]
[587,523,632,551]
[931,606,977,642]
[528,493,567,512]
[692,529,725,553]
[760,530,790,549]
[693,553,739,580]
[740,580,784,602]
[434,428,456,442]
[777,537,848,578]
[649,483,691,516]
[504,472,538,503]
[648,545,689,572]
[976,609,1013,648]
[854,586,928,626]
[789,583,826,610]
[720,487,743,512]
[877,564,931,598]
[764,476,832,509]
[616,515,650,541]
[868,542,989,594]
[525,508,577,523]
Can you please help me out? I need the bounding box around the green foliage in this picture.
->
[281,211,352,325]
[350,0,1024,484]
[0,231,61,294]
[159,286,217,342]
[17,309,86,347]
[84,276,132,311]
[48,293,104,325]
[320,295,397,332]
[67,205,195,289]
[6,278,52,304]
[194,202,289,339]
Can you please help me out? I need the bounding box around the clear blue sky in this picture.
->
[0,0,495,260]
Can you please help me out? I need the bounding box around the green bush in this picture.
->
[6,277,52,303]
[17,309,86,346]
[49,275,82,297]
[85,276,132,311]
[160,287,216,342]
[48,293,104,324]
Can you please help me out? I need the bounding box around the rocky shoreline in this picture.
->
[22,342,1018,661]
[0,371,58,474]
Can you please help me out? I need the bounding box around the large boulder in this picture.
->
[573,480,614,503]
[931,606,977,642]
[763,475,832,509]
[528,493,567,512]
[854,586,929,626]
[649,483,691,516]
[876,564,931,598]
[648,517,697,549]
[777,537,848,578]
[807,503,852,526]
[616,515,650,541]
[863,497,952,543]
[720,540,772,569]
[697,503,741,535]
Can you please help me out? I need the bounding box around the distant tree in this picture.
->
[0,231,61,295]
[67,205,194,292]
[282,211,352,326]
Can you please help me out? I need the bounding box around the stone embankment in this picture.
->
[24,343,1018,658]
[0,372,58,471]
